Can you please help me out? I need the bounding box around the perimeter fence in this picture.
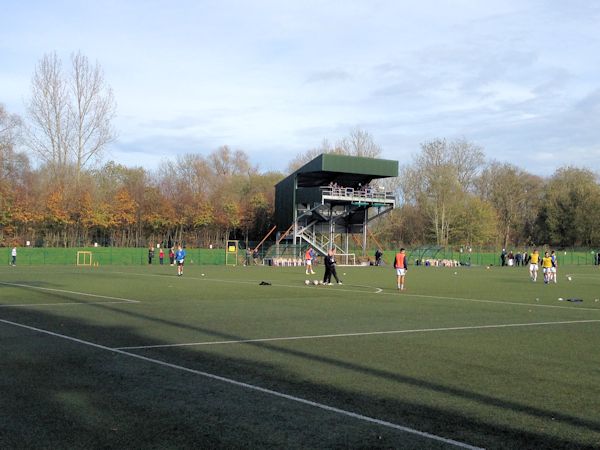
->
[2,245,599,267]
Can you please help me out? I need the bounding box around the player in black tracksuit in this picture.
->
[323,249,342,285]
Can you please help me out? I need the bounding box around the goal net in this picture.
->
[77,251,93,266]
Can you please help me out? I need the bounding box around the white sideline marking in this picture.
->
[0,318,482,450]
[0,281,140,304]
[115,319,600,350]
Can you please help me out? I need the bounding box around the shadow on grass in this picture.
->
[1,295,599,449]
[11,283,597,435]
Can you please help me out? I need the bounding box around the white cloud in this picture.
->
[1,1,599,175]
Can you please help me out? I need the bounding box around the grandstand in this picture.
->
[274,154,398,263]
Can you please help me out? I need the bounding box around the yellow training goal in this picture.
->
[76,251,93,266]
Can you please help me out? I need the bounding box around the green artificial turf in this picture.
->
[1,263,599,449]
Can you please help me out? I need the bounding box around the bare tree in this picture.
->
[25,51,116,178]
[476,162,543,247]
[401,138,485,246]
[449,137,485,188]
[338,128,382,158]
[208,146,256,177]
[0,103,28,182]
[286,128,382,173]
[0,104,21,148]
[25,53,71,172]
[286,139,338,173]
[70,51,116,176]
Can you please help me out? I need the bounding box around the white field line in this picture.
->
[564,273,600,281]
[378,291,600,312]
[0,318,482,450]
[0,281,140,304]
[115,319,600,350]
[108,270,384,294]
[108,270,600,312]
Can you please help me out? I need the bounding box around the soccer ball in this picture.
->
[304,280,310,285]
[313,280,319,285]
[567,276,572,281]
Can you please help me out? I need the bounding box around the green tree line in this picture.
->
[377,138,600,249]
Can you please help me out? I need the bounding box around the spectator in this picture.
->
[374,249,383,266]
[148,246,155,265]
[252,248,260,265]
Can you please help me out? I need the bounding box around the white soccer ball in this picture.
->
[567,276,572,281]
[313,280,319,285]
[558,297,564,301]
[305,280,310,285]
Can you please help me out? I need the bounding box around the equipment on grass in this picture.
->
[313,280,319,285]
[259,281,272,285]
[305,280,310,285]
[76,251,93,266]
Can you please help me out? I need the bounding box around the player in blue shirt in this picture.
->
[175,245,186,276]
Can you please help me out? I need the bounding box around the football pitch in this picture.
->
[1,263,599,449]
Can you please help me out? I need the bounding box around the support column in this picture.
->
[362,207,368,257]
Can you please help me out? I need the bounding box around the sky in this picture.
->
[1,0,600,175]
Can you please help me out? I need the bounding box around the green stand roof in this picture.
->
[275,153,398,229]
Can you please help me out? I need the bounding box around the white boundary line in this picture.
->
[108,270,600,312]
[115,319,600,350]
[0,281,140,304]
[0,317,482,450]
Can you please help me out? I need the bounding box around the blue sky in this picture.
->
[1,0,600,175]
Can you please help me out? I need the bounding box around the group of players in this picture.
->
[304,246,408,290]
[304,247,343,285]
[528,249,559,284]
